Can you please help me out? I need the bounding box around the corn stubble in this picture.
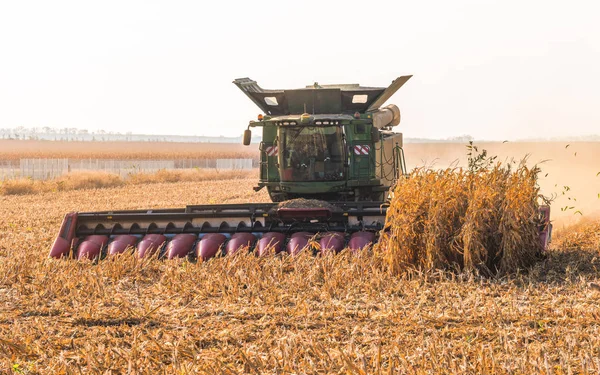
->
[379,163,545,275]
[0,168,599,373]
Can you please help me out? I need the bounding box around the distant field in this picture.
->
[0,140,256,161]
[0,169,256,195]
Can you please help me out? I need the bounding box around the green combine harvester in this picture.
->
[48,75,550,261]
[49,76,413,260]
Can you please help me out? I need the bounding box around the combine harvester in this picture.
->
[49,76,552,260]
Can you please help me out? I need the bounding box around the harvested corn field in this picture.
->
[1,174,600,374]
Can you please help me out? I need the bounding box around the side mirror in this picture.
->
[243,129,252,145]
[371,126,380,142]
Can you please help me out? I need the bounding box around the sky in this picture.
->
[0,0,598,140]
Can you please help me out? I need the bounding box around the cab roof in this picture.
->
[233,76,411,116]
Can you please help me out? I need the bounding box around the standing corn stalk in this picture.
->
[378,159,546,275]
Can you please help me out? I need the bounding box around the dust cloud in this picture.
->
[403,142,600,229]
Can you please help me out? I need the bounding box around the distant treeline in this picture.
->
[1,126,598,143]
[0,127,259,143]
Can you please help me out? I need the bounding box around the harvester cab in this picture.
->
[233,76,412,202]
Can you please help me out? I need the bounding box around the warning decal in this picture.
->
[353,145,370,155]
[265,145,278,156]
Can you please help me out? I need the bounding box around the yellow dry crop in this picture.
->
[378,162,545,275]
